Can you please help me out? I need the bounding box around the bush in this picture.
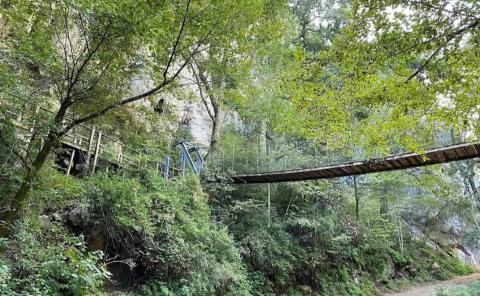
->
[0,219,110,295]
[140,175,252,295]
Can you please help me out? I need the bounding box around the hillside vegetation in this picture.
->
[1,0,480,295]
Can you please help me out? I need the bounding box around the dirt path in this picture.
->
[383,274,480,296]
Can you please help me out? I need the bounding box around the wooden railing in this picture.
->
[1,101,204,178]
[1,103,155,174]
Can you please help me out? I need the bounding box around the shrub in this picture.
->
[140,175,252,295]
[0,219,110,295]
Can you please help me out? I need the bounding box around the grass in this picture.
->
[435,281,480,296]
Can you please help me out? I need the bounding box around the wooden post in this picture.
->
[92,132,102,173]
[117,146,123,166]
[85,128,96,170]
[66,139,77,176]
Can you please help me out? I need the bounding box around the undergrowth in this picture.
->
[0,167,475,295]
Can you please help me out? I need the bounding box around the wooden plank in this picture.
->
[444,149,457,159]
[92,132,102,172]
[390,159,403,169]
[472,144,480,155]
[406,156,418,166]
[454,147,466,158]
[397,157,411,167]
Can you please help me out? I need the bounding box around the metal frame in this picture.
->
[175,140,204,176]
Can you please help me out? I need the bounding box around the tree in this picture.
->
[351,0,480,130]
[282,0,480,155]
[187,0,290,157]
[189,54,227,157]
[290,0,349,52]
[0,0,285,233]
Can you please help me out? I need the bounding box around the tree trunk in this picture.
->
[259,120,267,154]
[193,59,223,159]
[0,132,56,236]
[380,186,388,215]
[354,175,359,221]
[267,182,271,228]
[207,105,222,157]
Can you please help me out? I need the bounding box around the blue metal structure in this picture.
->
[175,140,204,175]
[160,141,204,180]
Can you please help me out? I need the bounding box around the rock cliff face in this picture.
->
[129,69,241,150]
[408,216,480,266]
[126,70,217,148]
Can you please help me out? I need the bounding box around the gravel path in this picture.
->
[383,274,480,296]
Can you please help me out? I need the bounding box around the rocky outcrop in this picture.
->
[407,216,480,266]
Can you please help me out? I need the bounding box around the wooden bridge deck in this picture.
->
[231,143,480,184]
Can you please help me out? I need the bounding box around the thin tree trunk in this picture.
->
[267,182,271,228]
[397,218,404,254]
[380,186,388,215]
[464,161,480,205]
[283,194,294,223]
[1,101,67,236]
[192,58,223,159]
[0,133,56,236]
[208,105,222,157]
[354,175,359,221]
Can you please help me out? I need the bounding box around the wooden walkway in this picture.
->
[232,143,480,184]
[3,106,203,177]
[3,107,149,174]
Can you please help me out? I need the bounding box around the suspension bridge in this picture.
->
[2,103,480,183]
[230,142,480,184]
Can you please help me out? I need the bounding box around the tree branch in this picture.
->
[58,1,214,136]
[188,61,214,120]
[192,57,219,114]
[51,18,70,96]
[66,22,112,105]
[71,54,114,101]
[163,0,192,80]
[405,44,443,83]
[405,19,480,83]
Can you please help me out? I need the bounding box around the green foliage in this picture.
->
[205,154,478,295]
[85,174,151,234]
[2,0,480,295]
[60,172,252,294]
[0,121,23,203]
[436,281,480,296]
[140,175,251,295]
[0,220,109,295]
